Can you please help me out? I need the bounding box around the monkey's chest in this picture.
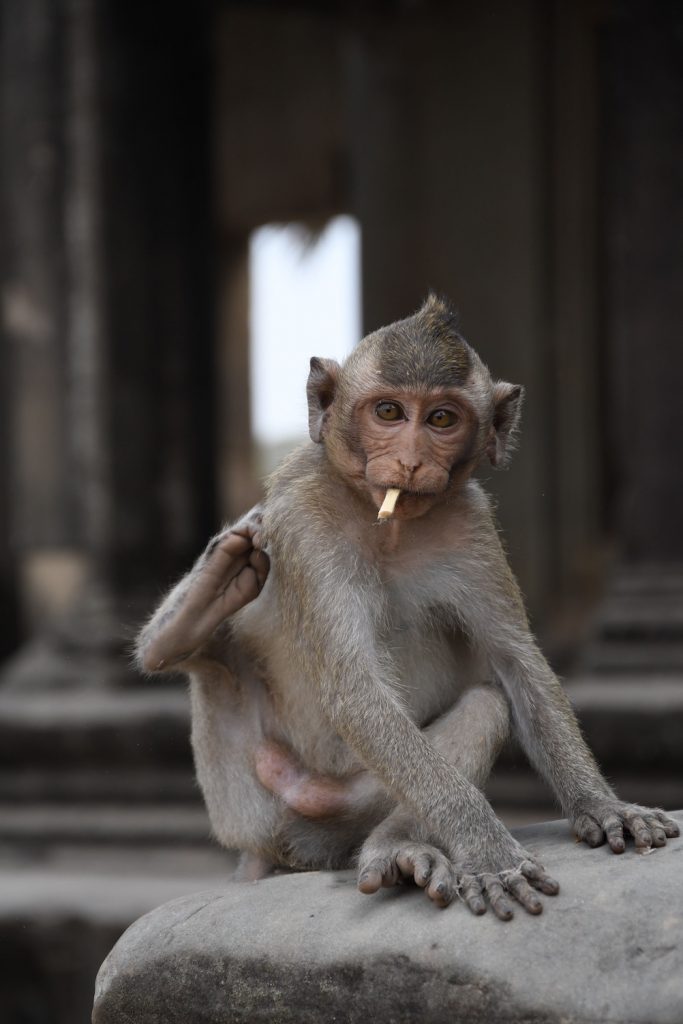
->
[382,612,471,725]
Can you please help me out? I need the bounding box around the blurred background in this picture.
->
[1,0,682,1020]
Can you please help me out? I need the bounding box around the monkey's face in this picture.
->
[307,299,524,521]
[351,388,481,520]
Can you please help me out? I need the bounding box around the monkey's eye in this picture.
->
[375,401,404,422]
[427,409,458,428]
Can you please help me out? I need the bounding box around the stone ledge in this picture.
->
[93,812,683,1024]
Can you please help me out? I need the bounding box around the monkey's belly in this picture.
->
[262,624,476,776]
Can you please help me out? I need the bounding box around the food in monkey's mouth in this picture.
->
[377,487,401,520]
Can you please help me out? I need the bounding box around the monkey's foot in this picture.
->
[357,839,458,908]
[233,850,278,882]
[198,509,270,619]
[571,799,680,854]
[140,511,269,671]
[254,740,370,819]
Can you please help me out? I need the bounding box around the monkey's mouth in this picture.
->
[368,484,442,517]
[371,483,441,499]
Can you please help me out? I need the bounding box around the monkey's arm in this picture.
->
[494,637,678,850]
[459,532,679,853]
[136,506,269,673]
[272,532,553,900]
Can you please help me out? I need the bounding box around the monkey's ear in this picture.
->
[486,382,524,468]
[307,357,341,443]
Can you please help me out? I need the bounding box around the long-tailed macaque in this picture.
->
[137,296,679,920]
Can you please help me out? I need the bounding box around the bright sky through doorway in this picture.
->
[248,216,361,444]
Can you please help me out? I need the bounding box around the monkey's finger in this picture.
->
[231,515,263,542]
[460,874,486,916]
[215,532,253,557]
[203,548,253,592]
[506,875,543,915]
[249,548,270,589]
[625,814,652,850]
[220,566,261,616]
[520,861,560,896]
[357,865,384,894]
[396,849,432,887]
[642,816,667,847]
[602,814,626,854]
[358,855,401,893]
[573,814,605,848]
[425,861,456,908]
[643,815,667,847]
[426,879,454,908]
[524,876,558,896]
[654,812,680,838]
[482,877,514,922]
[182,553,252,617]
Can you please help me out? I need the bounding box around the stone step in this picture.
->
[1,677,682,792]
[0,767,199,803]
[0,803,212,846]
[578,640,683,673]
[579,565,683,669]
[0,687,192,768]
[487,771,683,819]
[565,675,683,769]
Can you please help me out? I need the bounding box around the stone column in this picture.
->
[0,0,69,654]
[583,0,683,674]
[603,0,683,562]
[0,0,216,688]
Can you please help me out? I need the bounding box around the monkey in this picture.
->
[136,295,679,921]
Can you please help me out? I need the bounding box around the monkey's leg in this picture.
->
[234,851,282,882]
[189,660,290,866]
[254,688,510,877]
[255,687,509,822]
[358,684,555,917]
[137,509,269,673]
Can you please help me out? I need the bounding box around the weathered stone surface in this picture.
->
[93,812,683,1024]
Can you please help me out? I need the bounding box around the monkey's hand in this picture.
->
[357,812,558,919]
[453,835,560,921]
[571,798,680,853]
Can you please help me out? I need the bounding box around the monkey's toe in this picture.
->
[359,842,457,907]
[357,857,400,893]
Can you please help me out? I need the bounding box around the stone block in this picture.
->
[93,812,683,1024]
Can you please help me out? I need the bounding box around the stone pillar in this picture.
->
[580,0,683,674]
[603,0,683,562]
[0,0,69,653]
[0,0,215,688]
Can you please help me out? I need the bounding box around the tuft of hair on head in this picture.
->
[369,293,473,391]
[418,292,462,339]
